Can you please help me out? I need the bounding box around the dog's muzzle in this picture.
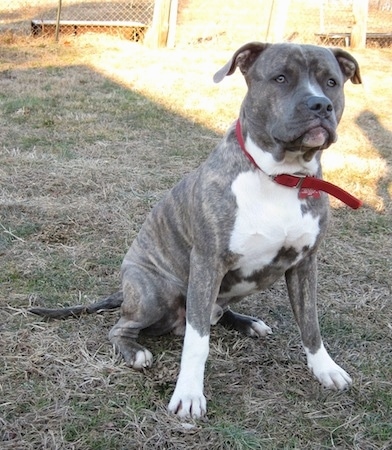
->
[277,123,336,152]
[300,96,336,148]
[283,95,337,151]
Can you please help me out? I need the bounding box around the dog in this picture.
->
[30,42,362,419]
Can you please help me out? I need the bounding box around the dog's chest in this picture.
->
[229,171,321,277]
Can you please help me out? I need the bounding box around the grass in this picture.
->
[1,33,391,449]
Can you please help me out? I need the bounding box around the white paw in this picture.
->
[168,389,207,418]
[306,344,352,390]
[168,323,209,418]
[132,349,153,370]
[249,319,272,338]
[314,365,352,390]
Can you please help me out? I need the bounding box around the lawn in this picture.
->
[0,34,391,449]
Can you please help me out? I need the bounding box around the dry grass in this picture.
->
[1,34,391,449]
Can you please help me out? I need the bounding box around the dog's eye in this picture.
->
[275,75,286,83]
[327,78,337,87]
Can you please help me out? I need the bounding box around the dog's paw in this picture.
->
[219,310,272,338]
[132,349,153,370]
[313,365,352,390]
[248,319,273,338]
[306,344,352,390]
[168,390,207,418]
[109,333,153,370]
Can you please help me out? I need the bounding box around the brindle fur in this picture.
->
[30,42,361,418]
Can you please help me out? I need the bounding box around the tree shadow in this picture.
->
[355,110,392,208]
[0,62,221,299]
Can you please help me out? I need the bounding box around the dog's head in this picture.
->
[214,42,361,162]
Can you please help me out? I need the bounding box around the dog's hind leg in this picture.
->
[218,308,272,337]
[109,316,154,370]
[109,269,185,370]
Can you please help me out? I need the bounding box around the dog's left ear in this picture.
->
[331,48,362,84]
[213,42,270,83]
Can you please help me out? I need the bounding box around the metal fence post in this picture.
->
[55,0,62,42]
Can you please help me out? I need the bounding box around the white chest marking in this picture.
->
[246,136,320,176]
[230,170,320,276]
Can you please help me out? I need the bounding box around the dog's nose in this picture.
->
[306,96,333,116]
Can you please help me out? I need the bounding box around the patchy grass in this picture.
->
[1,35,391,449]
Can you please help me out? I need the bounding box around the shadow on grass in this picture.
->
[0,63,221,302]
[356,110,392,208]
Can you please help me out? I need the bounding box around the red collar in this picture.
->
[235,119,362,209]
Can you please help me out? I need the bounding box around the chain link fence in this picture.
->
[175,0,392,48]
[0,0,155,41]
[1,0,391,47]
[315,0,392,47]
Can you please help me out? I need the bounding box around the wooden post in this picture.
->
[166,0,178,48]
[145,0,172,48]
[351,0,368,48]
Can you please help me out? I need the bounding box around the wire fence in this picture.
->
[174,0,392,48]
[0,0,155,41]
[315,0,392,47]
[0,0,391,47]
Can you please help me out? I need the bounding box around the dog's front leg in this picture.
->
[168,250,223,418]
[285,252,352,390]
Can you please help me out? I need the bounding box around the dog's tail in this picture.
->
[29,291,123,319]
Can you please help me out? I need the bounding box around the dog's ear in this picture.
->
[331,48,362,84]
[213,42,270,83]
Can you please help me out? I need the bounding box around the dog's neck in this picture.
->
[236,119,362,209]
[236,119,320,176]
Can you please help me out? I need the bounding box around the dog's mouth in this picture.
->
[300,126,331,148]
[277,124,337,153]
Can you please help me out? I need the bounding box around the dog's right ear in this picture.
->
[213,42,269,83]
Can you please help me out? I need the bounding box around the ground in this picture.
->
[0,34,391,449]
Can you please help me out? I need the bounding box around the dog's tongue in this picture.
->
[302,127,329,148]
